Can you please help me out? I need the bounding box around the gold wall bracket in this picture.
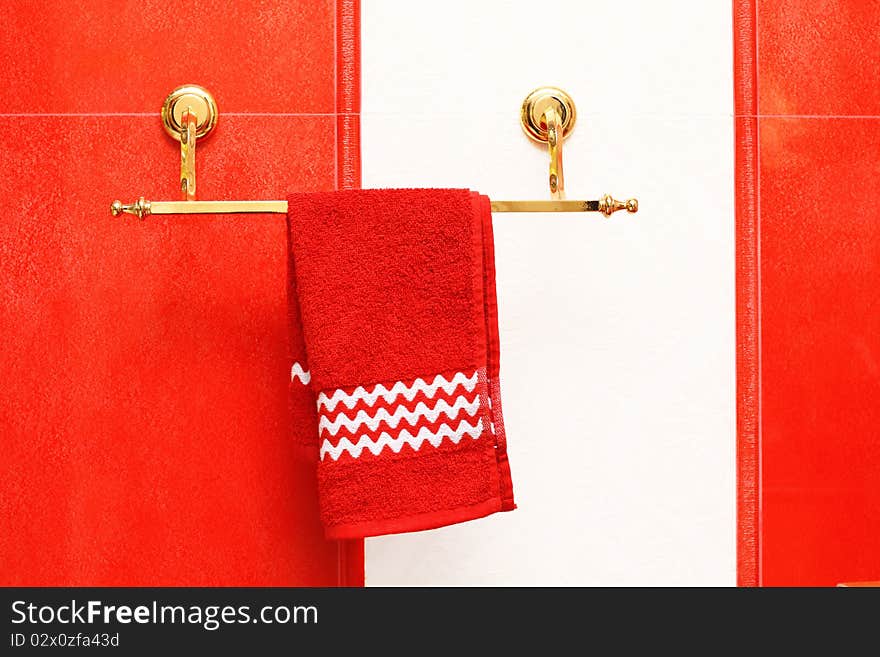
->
[521,87,577,200]
[519,86,637,214]
[160,85,218,201]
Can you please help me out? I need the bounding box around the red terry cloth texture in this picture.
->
[286,188,515,539]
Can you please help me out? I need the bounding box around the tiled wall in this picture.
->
[362,0,736,585]
[753,0,880,585]
[0,0,348,585]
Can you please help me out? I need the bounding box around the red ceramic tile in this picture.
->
[759,117,880,585]
[0,115,341,585]
[0,0,335,113]
[757,0,880,115]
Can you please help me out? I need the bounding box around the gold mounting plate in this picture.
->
[520,87,577,143]
[161,85,218,141]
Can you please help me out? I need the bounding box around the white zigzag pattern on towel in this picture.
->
[316,371,478,412]
[318,395,480,436]
[290,362,311,385]
[320,418,484,461]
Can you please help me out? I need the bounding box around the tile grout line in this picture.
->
[333,0,339,192]
[0,112,880,121]
[1,112,878,119]
[737,114,880,119]
[754,0,763,589]
[0,112,357,117]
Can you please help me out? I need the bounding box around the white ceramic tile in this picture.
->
[362,0,735,586]
[362,0,734,118]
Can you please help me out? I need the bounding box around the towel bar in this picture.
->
[111,197,637,219]
[111,86,638,219]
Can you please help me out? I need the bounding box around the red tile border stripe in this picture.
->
[733,0,760,587]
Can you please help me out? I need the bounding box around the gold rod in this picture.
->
[111,196,637,219]
[154,200,288,214]
[491,200,592,213]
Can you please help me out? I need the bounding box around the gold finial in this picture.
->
[110,197,151,219]
[598,194,638,217]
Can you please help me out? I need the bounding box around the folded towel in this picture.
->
[286,188,515,539]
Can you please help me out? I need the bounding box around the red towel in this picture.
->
[286,189,515,539]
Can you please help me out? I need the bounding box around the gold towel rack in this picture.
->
[111,85,638,219]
